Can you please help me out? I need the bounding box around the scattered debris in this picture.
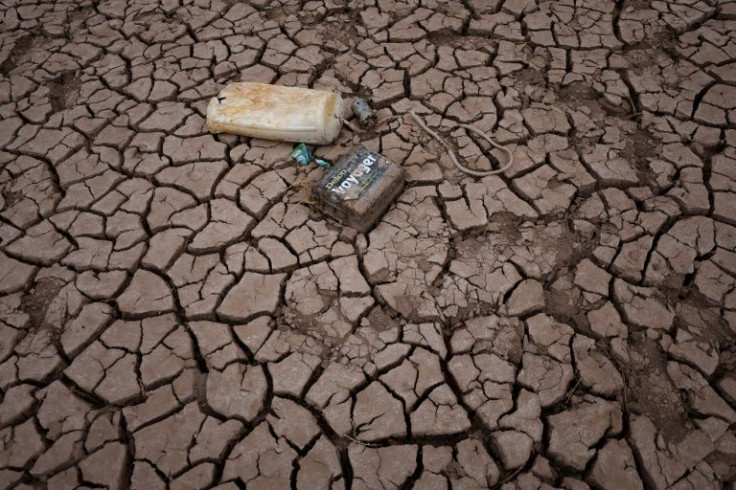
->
[351,98,377,127]
[290,143,331,169]
[313,147,405,232]
[206,82,344,145]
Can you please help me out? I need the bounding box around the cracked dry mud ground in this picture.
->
[1,0,736,489]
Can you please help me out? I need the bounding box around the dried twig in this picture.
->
[344,434,379,447]
[493,464,526,489]
[614,358,629,414]
[565,377,582,403]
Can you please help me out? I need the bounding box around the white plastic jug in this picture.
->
[206,82,343,145]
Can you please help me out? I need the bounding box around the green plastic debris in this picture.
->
[290,143,312,166]
[290,143,331,168]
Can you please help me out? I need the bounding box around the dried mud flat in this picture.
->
[0,0,735,489]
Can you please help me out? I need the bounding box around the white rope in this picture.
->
[407,110,514,177]
[344,111,513,177]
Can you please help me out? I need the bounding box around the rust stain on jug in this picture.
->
[207,82,343,145]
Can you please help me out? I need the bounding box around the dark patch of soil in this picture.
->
[545,283,591,332]
[65,4,95,38]
[625,335,691,443]
[557,81,598,104]
[387,6,419,25]
[558,81,641,154]
[620,127,658,182]
[544,217,604,329]
[453,234,485,256]
[557,82,612,121]
[426,29,490,49]
[624,47,660,74]
[2,189,24,208]
[545,285,578,320]
[552,219,590,269]
[69,3,95,22]
[47,71,81,113]
[365,306,400,333]
[674,298,733,344]
[716,346,736,389]
[299,12,324,25]
[513,67,546,87]
[622,0,653,9]
[318,15,361,47]
[443,298,497,324]
[623,38,678,85]
[673,300,736,381]
[486,212,523,243]
[264,3,301,21]
[0,34,35,75]
[133,11,166,23]
[21,278,65,329]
